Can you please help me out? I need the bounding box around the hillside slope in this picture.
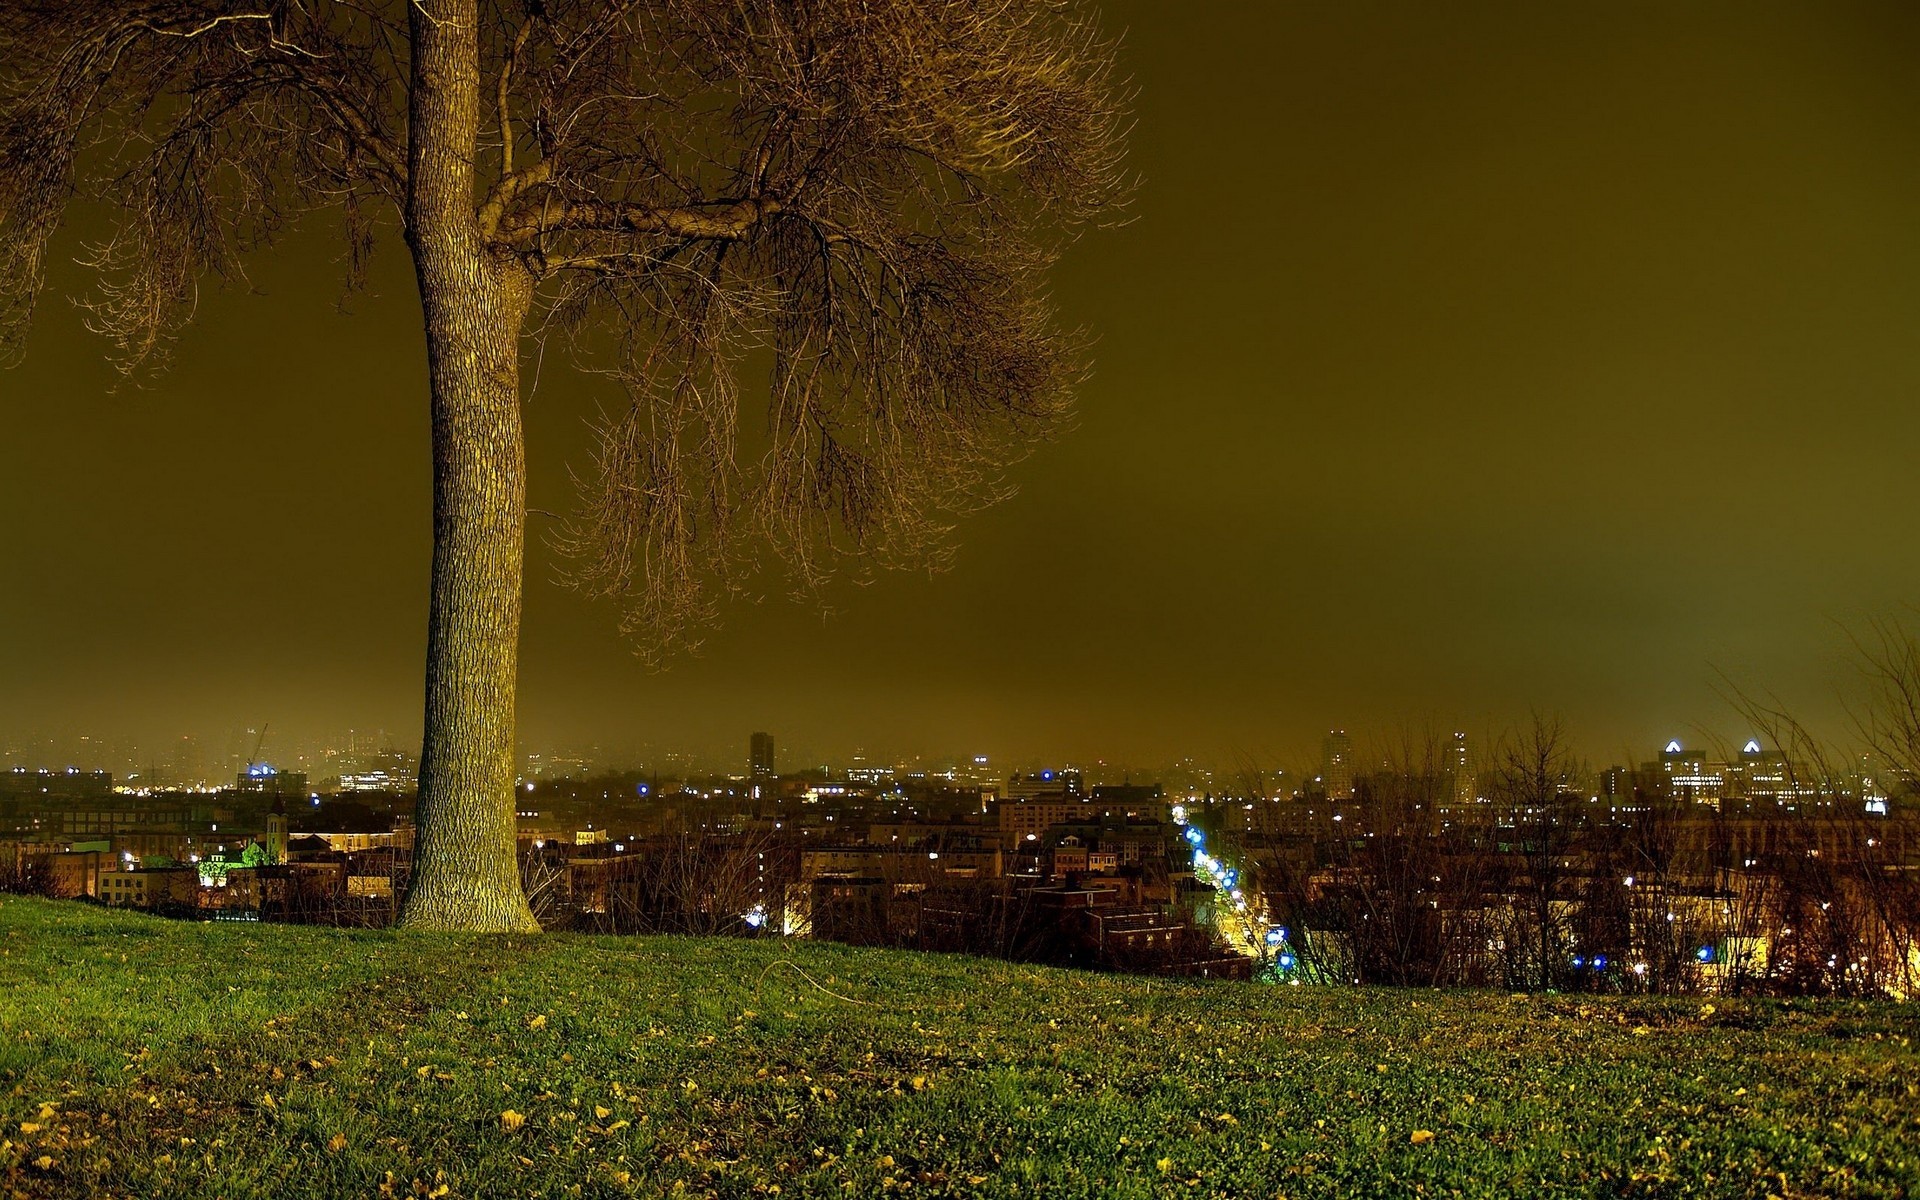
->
[1,897,1915,1198]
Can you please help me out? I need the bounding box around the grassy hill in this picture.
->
[1,897,1915,1199]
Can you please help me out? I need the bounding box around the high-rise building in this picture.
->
[749,732,776,778]
[1449,731,1475,807]
[1321,730,1354,801]
[1658,739,1725,807]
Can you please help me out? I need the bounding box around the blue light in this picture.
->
[1041,770,1054,781]
[1592,954,1608,970]
[636,783,650,797]
[1265,928,1284,946]
[1277,953,1296,969]
[1694,945,1714,963]
[1184,826,1203,845]
[1571,956,1585,968]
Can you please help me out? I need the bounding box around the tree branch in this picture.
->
[491,193,781,250]
[497,14,536,180]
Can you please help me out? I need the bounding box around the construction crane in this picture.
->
[245,723,271,778]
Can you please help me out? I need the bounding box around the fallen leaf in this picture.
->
[500,1110,526,1132]
[595,1106,611,1120]
[1410,1130,1435,1146]
[528,1015,547,1031]
[327,1133,348,1154]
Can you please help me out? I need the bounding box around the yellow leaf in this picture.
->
[528,1015,548,1030]
[1157,1158,1174,1173]
[610,1170,632,1185]
[18,1123,41,1135]
[877,1155,895,1169]
[1410,1130,1435,1146]
[34,1156,53,1171]
[500,1110,526,1132]
[327,1133,348,1154]
[417,1066,433,1079]
[911,1077,927,1091]
[595,1106,611,1120]
[428,1186,449,1199]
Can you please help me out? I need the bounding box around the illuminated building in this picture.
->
[233,764,310,798]
[1321,730,1353,801]
[1004,768,1084,802]
[1659,739,1725,807]
[1449,731,1475,808]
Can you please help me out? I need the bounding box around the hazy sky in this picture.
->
[5,1,1919,770]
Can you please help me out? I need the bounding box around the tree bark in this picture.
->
[397,0,540,932]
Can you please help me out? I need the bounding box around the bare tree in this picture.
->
[1490,714,1580,991]
[1,2,1129,930]
[0,849,58,898]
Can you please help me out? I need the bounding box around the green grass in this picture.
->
[1,897,1915,1199]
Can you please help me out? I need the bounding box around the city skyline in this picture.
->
[0,720,1881,792]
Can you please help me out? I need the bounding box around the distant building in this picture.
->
[1005,769,1084,802]
[1449,732,1475,807]
[749,732,776,778]
[97,865,198,910]
[233,765,310,799]
[1321,730,1354,801]
[1,768,114,801]
[1659,740,1725,807]
[337,747,417,792]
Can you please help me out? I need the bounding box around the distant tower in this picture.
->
[1449,731,1475,807]
[1321,730,1354,801]
[266,797,289,865]
[749,732,776,778]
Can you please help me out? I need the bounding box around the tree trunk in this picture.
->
[397,0,539,932]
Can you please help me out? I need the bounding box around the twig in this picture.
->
[756,958,876,1007]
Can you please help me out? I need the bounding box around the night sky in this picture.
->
[5,1,1919,771]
